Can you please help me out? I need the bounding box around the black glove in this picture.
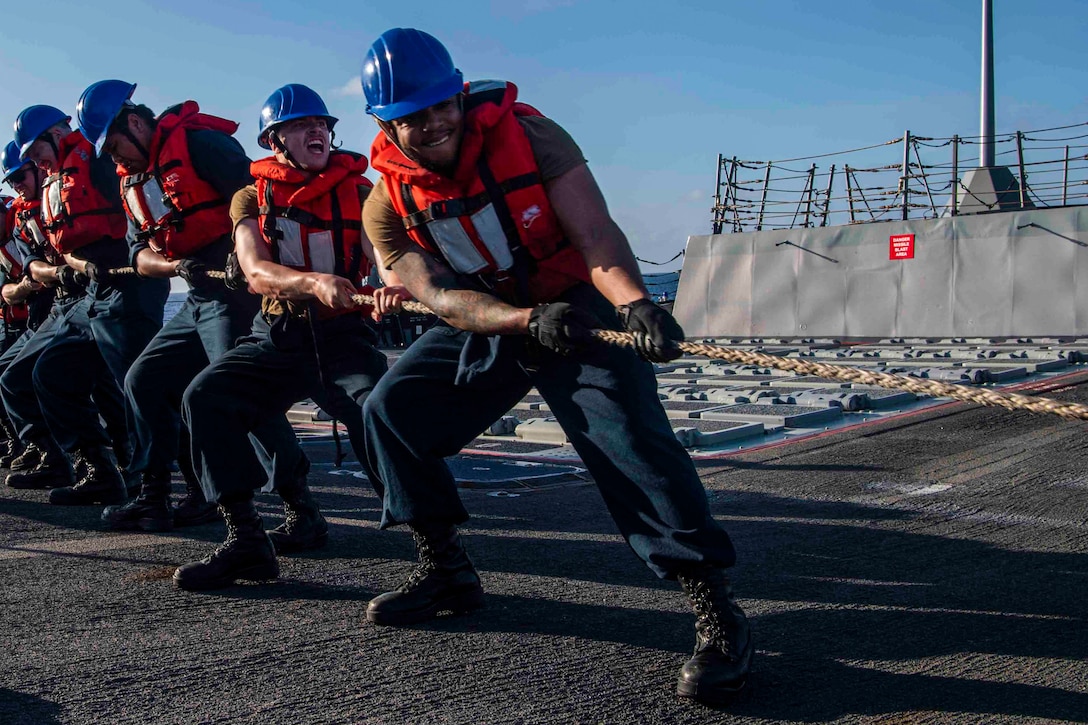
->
[223,251,247,291]
[55,265,90,295]
[176,258,211,288]
[82,261,115,285]
[527,302,602,356]
[616,298,685,362]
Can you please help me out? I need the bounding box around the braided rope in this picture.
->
[112,278,1082,422]
[592,330,1088,422]
[343,291,1088,420]
[342,291,1088,420]
[349,292,433,315]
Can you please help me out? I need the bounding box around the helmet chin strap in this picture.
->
[121,128,149,163]
[40,132,61,170]
[114,111,150,164]
[269,131,301,170]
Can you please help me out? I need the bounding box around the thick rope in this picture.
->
[108,266,227,279]
[108,274,1088,422]
[592,330,1088,422]
[347,291,1088,422]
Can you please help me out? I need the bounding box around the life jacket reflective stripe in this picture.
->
[370,80,589,305]
[0,236,26,278]
[40,131,127,253]
[119,101,238,260]
[252,151,372,283]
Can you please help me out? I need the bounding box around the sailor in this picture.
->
[8,104,169,504]
[0,193,31,353]
[0,147,54,467]
[0,194,28,351]
[358,28,751,705]
[75,80,313,533]
[173,84,408,590]
[0,136,129,490]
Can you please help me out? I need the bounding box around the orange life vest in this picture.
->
[9,196,48,254]
[370,80,590,306]
[41,130,128,253]
[0,196,29,325]
[252,150,372,287]
[119,101,238,260]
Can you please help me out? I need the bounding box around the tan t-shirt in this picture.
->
[362,115,586,270]
[229,184,261,230]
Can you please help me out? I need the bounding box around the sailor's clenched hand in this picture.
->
[311,274,358,310]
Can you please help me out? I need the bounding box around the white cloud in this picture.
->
[334,76,364,97]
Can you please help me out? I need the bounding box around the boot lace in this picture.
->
[399,531,439,592]
[281,501,302,532]
[680,574,736,657]
[209,507,241,558]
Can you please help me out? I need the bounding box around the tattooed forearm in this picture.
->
[393,250,532,335]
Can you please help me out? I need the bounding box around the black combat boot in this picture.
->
[6,444,74,490]
[173,471,220,527]
[102,471,173,532]
[6,441,40,473]
[173,497,279,590]
[121,469,141,498]
[365,524,485,625]
[675,568,753,705]
[0,440,18,469]
[0,417,22,468]
[267,454,328,553]
[49,445,126,505]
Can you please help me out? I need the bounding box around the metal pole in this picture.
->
[1063,145,1070,206]
[902,129,911,220]
[713,153,723,234]
[951,135,960,216]
[1015,131,1027,208]
[820,164,836,227]
[911,141,937,217]
[729,156,741,232]
[980,0,995,168]
[845,164,856,223]
[756,160,771,231]
[803,164,816,228]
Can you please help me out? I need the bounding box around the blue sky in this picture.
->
[2,0,1086,277]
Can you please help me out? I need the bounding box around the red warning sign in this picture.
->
[890,233,915,260]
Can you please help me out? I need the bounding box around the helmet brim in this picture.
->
[1,161,31,183]
[366,73,463,122]
[258,114,338,150]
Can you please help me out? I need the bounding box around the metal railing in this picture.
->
[711,121,1088,233]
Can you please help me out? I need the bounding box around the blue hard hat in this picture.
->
[77,80,138,157]
[13,105,71,160]
[258,84,338,149]
[1,141,32,183]
[362,28,464,122]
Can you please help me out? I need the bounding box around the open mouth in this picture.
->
[423,132,451,149]
[305,138,326,154]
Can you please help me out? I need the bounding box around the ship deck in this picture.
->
[2,339,1087,724]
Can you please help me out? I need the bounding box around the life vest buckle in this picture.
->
[433,198,467,219]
